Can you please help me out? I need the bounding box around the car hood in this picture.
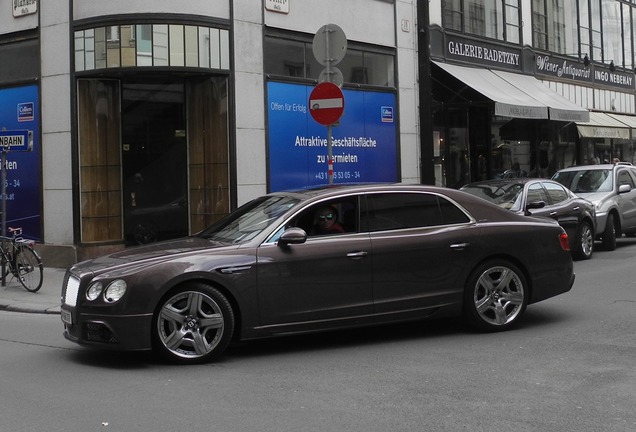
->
[574,191,608,204]
[71,236,239,274]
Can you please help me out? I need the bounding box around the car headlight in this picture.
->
[86,282,104,301]
[104,280,127,303]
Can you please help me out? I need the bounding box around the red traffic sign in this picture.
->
[309,82,345,126]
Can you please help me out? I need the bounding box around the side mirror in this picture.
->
[524,200,545,216]
[278,227,307,246]
[618,184,631,194]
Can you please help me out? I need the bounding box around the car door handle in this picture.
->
[450,243,469,250]
[347,251,368,259]
[572,206,579,211]
[549,211,558,216]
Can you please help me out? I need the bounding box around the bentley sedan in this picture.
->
[61,184,575,364]
[461,179,596,260]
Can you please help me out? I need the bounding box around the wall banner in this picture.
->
[267,81,398,192]
[0,85,41,240]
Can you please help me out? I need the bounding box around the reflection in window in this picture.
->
[263,36,395,87]
[443,0,519,43]
[75,24,230,71]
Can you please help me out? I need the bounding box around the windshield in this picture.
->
[552,169,613,193]
[198,195,300,243]
[462,183,524,211]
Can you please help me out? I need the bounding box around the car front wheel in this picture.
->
[463,260,528,332]
[572,221,594,260]
[153,283,235,364]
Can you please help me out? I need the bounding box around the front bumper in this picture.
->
[62,307,154,351]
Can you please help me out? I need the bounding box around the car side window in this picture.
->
[364,193,468,232]
[289,199,358,237]
[542,182,568,204]
[618,170,636,188]
[527,183,548,204]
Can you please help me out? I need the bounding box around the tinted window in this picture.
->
[365,193,468,232]
[543,182,569,204]
[618,170,636,187]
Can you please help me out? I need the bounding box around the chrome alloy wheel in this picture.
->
[580,223,594,258]
[156,290,226,360]
[473,266,525,326]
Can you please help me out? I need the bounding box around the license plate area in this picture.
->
[61,309,73,325]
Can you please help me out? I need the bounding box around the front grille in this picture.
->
[63,275,80,306]
[84,322,119,344]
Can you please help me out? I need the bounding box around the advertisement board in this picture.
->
[0,85,41,240]
[267,81,398,192]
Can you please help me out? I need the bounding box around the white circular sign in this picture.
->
[312,24,347,66]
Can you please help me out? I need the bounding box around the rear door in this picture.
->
[365,192,479,315]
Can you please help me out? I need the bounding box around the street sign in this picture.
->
[312,24,347,67]
[309,82,345,126]
[0,130,32,152]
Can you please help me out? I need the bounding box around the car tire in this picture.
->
[601,213,617,251]
[463,260,528,332]
[572,221,594,260]
[153,283,235,364]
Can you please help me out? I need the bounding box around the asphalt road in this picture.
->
[0,239,635,432]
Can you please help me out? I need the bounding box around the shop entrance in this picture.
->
[121,80,188,244]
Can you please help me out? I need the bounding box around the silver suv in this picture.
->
[551,162,636,250]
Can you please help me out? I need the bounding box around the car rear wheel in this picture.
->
[153,283,235,364]
[572,221,594,260]
[601,213,617,251]
[463,260,528,332]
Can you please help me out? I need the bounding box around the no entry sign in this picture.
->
[309,82,344,126]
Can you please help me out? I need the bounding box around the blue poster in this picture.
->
[0,85,41,240]
[267,82,398,192]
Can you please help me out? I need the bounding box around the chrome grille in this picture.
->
[63,275,80,306]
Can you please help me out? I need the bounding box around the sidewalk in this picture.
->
[0,267,65,314]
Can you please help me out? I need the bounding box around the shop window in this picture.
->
[75,24,230,71]
[77,79,122,242]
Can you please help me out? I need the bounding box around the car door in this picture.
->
[538,181,582,238]
[616,168,636,230]
[365,192,480,315]
[256,197,373,327]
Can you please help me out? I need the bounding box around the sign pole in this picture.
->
[1,147,7,286]
[328,125,334,184]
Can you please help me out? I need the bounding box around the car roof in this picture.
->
[462,178,554,188]
[556,163,634,172]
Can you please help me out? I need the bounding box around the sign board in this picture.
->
[267,82,398,192]
[0,130,32,152]
[13,0,37,17]
[264,0,289,14]
[312,24,347,67]
[309,82,345,126]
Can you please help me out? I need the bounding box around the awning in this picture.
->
[492,70,590,122]
[575,112,631,139]
[433,62,590,122]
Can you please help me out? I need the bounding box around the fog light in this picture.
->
[104,280,127,303]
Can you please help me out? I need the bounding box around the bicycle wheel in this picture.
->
[14,246,43,292]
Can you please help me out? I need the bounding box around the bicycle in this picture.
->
[0,227,43,293]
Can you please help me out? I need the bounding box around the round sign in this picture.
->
[318,67,344,87]
[312,24,347,66]
[309,82,345,126]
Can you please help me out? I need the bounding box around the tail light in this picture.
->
[559,233,570,251]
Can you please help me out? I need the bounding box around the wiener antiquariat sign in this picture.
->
[13,0,37,17]
[535,53,634,91]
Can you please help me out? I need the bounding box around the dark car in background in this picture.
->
[552,163,636,250]
[61,184,575,364]
[461,178,596,260]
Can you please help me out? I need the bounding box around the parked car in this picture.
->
[551,162,636,250]
[61,184,575,364]
[461,178,596,260]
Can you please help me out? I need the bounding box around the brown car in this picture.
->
[61,184,575,364]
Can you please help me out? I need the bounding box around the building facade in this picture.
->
[0,0,419,265]
[422,0,636,188]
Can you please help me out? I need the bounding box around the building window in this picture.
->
[263,35,395,87]
[75,24,230,71]
[442,0,520,43]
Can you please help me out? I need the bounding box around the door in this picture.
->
[121,80,189,244]
[256,198,373,327]
[365,192,478,314]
